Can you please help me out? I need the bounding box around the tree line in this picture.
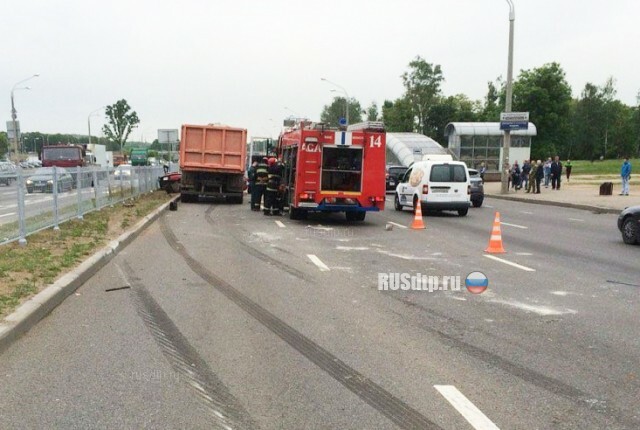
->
[320,56,640,161]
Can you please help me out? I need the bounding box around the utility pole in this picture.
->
[501,1,515,194]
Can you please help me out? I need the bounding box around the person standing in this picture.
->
[264,158,283,215]
[511,161,521,191]
[526,161,537,193]
[550,156,563,190]
[521,160,531,191]
[535,160,544,193]
[565,159,573,182]
[252,157,269,211]
[247,160,257,199]
[479,162,486,182]
[543,158,552,188]
[620,157,632,196]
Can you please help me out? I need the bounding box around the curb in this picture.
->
[486,193,621,214]
[0,194,180,354]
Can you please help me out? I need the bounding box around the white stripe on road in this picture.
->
[0,212,16,218]
[501,222,528,229]
[307,254,330,271]
[521,211,533,215]
[275,220,286,228]
[386,221,408,229]
[434,385,500,430]
[484,205,494,208]
[569,218,584,222]
[515,252,533,256]
[489,298,577,316]
[483,254,536,272]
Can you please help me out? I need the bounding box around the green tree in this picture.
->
[512,62,572,160]
[320,97,362,127]
[480,79,505,122]
[102,99,140,152]
[381,98,414,132]
[365,102,379,121]
[401,56,445,136]
[0,132,8,159]
[427,94,481,144]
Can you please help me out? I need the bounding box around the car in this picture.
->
[468,168,485,207]
[386,165,408,191]
[25,167,74,193]
[158,171,182,193]
[394,159,471,217]
[0,161,16,186]
[114,164,133,181]
[618,205,640,245]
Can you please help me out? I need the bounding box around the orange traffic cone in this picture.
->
[411,201,426,229]
[485,212,506,253]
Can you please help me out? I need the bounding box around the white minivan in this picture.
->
[394,159,471,216]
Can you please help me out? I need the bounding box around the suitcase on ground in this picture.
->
[599,182,613,196]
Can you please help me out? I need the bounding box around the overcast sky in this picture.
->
[2,0,639,143]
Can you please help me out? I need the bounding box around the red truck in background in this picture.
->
[179,124,247,203]
[277,121,386,221]
[41,145,85,168]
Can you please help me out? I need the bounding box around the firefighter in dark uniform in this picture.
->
[264,157,283,216]
[252,157,269,211]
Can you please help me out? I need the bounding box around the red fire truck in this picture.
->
[277,121,386,221]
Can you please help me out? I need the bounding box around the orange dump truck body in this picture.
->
[179,124,247,203]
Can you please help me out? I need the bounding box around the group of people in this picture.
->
[247,157,285,215]
[507,156,566,193]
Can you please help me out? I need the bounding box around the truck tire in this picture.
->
[472,197,484,208]
[289,207,307,220]
[228,195,243,204]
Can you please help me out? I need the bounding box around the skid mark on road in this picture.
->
[118,261,256,430]
[160,216,443,430]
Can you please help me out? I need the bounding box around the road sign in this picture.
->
[158,129,179,144]
[6,121,20,140]
[500,112,529,130]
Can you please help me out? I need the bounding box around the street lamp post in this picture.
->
[87,106,105,149]
[321,77,350,126]
[10,74,39,161]
[501,0,515,194]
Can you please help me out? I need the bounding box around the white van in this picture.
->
[394,160,471,216]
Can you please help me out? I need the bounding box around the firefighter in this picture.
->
[264,157,283,216]
[247,161,258,199]
[252,157,268,211]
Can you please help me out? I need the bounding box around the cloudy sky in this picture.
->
[2,0,638,143]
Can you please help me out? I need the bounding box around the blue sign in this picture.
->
[500,121,528,131]
[338,117,347,126]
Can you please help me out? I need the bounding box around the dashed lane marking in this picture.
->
[483,254,536,272]
[500,222,528,229]
[569,218,584,222]
[275,220,286,228]
[488,298,577,316]
[434,385,500,430]
[387,221,408,229]
[307,254,330,271]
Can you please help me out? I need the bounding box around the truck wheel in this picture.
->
[394,194,403,211]
[228,195,243,204]
[345,211,366,221]
[472,198,483,208]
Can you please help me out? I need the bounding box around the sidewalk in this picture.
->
[484,179,639,213]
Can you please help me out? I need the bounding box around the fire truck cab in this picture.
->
[278,121,386,221]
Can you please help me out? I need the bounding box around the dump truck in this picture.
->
[179,124,247,203]
[130,147,149,166]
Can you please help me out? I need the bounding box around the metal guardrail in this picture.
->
[0,165,165,246]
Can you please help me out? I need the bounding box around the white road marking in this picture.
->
[376,249,436,260]
[521,211,533,215]
[484,205,494,208]
[336,246,369,251]
[501,222,528,229]
[307,254,330,271]
[488,298,577,316]
[274,220,286,228]
[551,291,569,296]
[483,254,536,272]
[515,252,533,256]
[306,225,333,231]
[434,385,500,430]
[569,218,584,222]
[386,221,408,229]
[0,212,16,218]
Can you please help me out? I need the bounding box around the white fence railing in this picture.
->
[0,165,165,245]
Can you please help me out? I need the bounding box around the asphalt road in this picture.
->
[0,196,638,429]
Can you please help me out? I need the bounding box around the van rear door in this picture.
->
[428,163,469,204]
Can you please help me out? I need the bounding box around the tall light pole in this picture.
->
[10,74,39,161]
[321,77,350,126]
[87,106,105,148]
[501,0,515,194]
